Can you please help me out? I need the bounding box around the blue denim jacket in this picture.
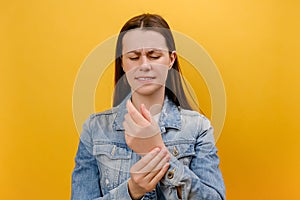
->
[71,95,225,200]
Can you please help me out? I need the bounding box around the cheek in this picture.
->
[125,70,134,80]
[122,61,140,75]
[121,59,131,72]
[155,67,169,82]
[124,68,136,88]
[163,70,169,81]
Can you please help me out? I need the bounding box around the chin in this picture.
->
[133,84,164,96]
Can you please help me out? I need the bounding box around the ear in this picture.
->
[169,51,177,69]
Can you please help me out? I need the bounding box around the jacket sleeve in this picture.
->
[71,117,134,200]
[159,116,226,200]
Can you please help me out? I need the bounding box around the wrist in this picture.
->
[128,179,145,200]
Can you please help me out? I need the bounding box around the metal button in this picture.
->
[167,171,174,179]
[173,146,179,156]
[167,168,176,179]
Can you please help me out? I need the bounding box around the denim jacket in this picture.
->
[71,95,225,200]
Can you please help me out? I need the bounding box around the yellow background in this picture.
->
[1,0,300,199]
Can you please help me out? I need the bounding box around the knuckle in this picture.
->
[145,184,154,191]
[130,167,137,175]
[135,177,143,184]
[130,168,134,173]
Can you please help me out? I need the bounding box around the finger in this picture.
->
[124,113,154,139]
[149,163,170,186]
[132,147,161,171]
[123,116,138,135]
[141,104,152,122]
[124,113,139,130]
[140,148,169,174]
[123,120,129,131]
[152,152,170,172]
[144,155,169,181]
[126,100,149,126]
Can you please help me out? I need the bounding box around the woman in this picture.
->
[71,13,225,200]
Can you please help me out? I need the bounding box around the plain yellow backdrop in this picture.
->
[1,0,300,199]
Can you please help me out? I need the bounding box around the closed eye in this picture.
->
[129,57,139,60]
[149,56,161,59]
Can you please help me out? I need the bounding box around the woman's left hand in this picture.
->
[123,100,165,155]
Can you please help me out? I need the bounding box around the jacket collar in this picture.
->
[113,94,181,133]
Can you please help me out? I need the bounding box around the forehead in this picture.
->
[122,29,168,54]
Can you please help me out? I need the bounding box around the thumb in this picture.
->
[140,104,152,122]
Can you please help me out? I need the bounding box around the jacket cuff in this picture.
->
[160,154,185,186]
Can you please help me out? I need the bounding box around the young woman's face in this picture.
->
[121,29,176,96]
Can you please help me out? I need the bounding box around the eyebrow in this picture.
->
[124,48,165,55]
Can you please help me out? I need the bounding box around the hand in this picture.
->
[123,100,165,155]
[128,147,170,199]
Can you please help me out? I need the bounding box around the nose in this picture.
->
[139,55,151,71]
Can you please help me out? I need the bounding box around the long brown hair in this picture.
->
[113,13,192,110]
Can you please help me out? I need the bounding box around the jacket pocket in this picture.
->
[93,143,132,159]
[166,142,196,166]
[92,143,132,195]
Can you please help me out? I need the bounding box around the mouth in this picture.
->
[135,76,155,81]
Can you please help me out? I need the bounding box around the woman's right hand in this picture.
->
[128,147,170,199]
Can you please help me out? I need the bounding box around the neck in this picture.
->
[131,89,165,116]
